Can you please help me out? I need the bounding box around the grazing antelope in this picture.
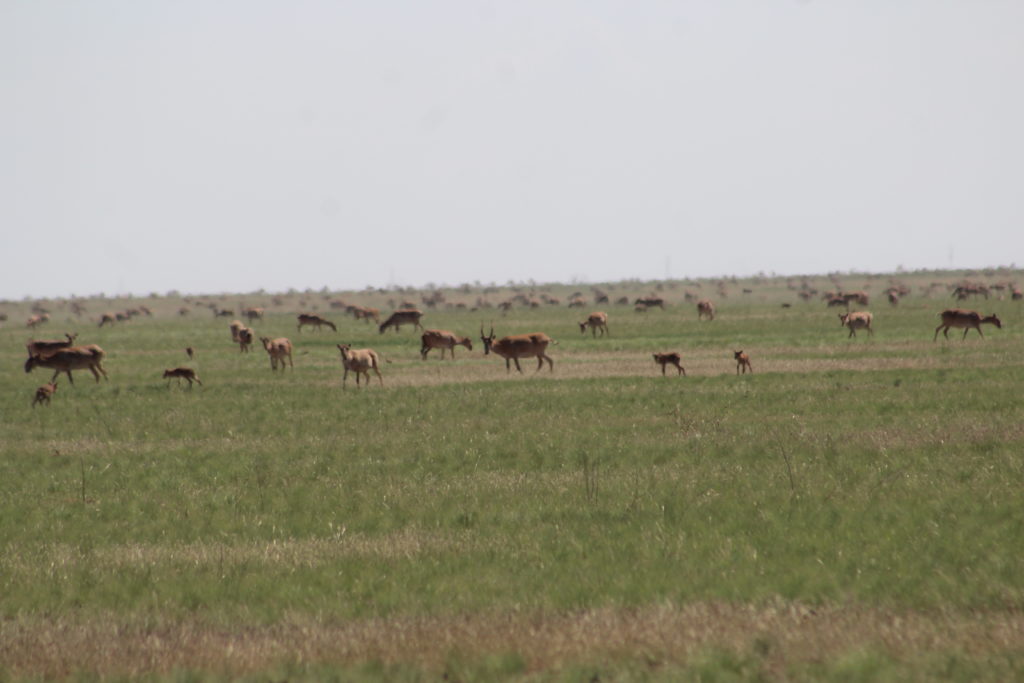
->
[243,307,265,322]
[839,311,874,338]
[26,333,78,358]
[27,314,50,328]
[186,346,195,360]
[259,337,294,371]
[297,313,337,332]
[634,296,665,310]
[337,343,384,387]
[567,297,587,308]
[578,312,609,338]
[237,326,254,353]
[842,291,870,306]
[420,329,473,360]
[25,345,108,384]
[163,367,202,388]
[826,297,847,308]
[379,309,424,334]
[652,352,686,376]
[352,306,381,324]
[933,309,1002,341]
[480,325,556,373]
[98,312,117,327]
[213,308,234,318]
[734,350,753,375]
[697,300,715,321]
[32,382,58,408]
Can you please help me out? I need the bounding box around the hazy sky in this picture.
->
[4,2,1022,300]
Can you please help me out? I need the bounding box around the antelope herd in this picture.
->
[10,283,1014,406]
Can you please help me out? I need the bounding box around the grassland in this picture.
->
[2,270,1023,680]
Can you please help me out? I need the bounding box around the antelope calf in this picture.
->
[933,309,1002,341]
[652,352,686,376]
[337,343,384,387]
[163,367,202,388]
[839,311,874,338]
[697,300,715,321]
[260,337,294,371]
[420,329,473,360]
[734,350,753,375]
[32,382,58,407]
[578,312,609,338]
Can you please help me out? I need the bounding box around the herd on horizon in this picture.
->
[14,278,1016,406]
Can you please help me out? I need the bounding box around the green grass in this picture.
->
[1,271,1023,679]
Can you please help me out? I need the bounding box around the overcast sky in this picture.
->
[4,1,1022,300]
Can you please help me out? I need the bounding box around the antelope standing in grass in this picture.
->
[634,296,665,310]
[734,351,753,375]
[163,367,202,388]
[653,352,686,376]
[420,329,473,360]
[379,309,424,334]
[32,382,58,407]
[98,312,117,327]
[25,345,108,384]
[260,337,294,371]
[933,309,1002,341]
[26,314,50,328]
[579,312,609,338]
[697,300,716,321]
[480,325,556,373]
[337,343,384,387]
[243,307,265,322]
[229,320,245,343]
[237,326,254,353]
[839,311,874,338]
[186,347,195,360]
[297,314,337,332]
[26,333,78,358]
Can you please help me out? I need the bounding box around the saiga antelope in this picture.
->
[379,309,424,334]
[25,345,108,384]
[337,343,384,387]
[933,309,1002,341]
[734,351,753,375]
[839,311,874,338]
[480,325,556,373]
[420,329,473,360]
[297,314,337,332]
[26,333,78,358]
[578,312,609,338]
[697,300,715,321]
[32,382,58,407]
[259,337,294,371]
[163,367,202,388]
[653,352,686,376]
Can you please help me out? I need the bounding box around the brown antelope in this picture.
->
[839,311,874,338]
[229,320,245,343]
[1012,289,1022,301]
[259,337,294,371]
[826,297,847,308]
[734,350,752,375]
[351,306,381,324]
[186,346,195,360]
[163,367,202,388]
[25,345,108,384]
[842,291,870,306]
[237,326,254,353]
[27,314,50,328]
[379,309,424,334]
[697,300,715,321]
[480,325,556,373]
[420,329,473,360]
[579,312,609,337]
[297,313,337,332]
[567,297,587,308]
[933,309,1002,341]
[653,352,686,376]
[243,307,265,322]
[98,312,117,327]
[32,382,58,407]
[26,333,78,358]
[337,343,384,387]
[634,296,665,310]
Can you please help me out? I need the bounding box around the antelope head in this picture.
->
[480,324,496,355]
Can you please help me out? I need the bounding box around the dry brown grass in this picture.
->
[3,602,1022,679]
